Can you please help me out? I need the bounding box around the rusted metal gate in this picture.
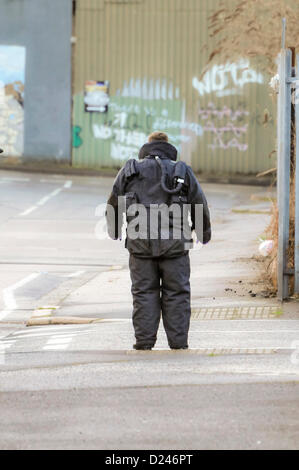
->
[72,0,276,174]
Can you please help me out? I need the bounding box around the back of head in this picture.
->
[139,131,177,161]
[148,131,168,143]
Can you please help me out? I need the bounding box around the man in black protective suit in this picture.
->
[106,131,211,350]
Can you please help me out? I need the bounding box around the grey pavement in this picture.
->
[0,169,298,450]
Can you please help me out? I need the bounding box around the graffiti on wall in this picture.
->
[72,125,83,148]
[198,101,250,152]
[73,78,204,165]
[0,46,26,156]
[92,100,204,161]
[91,98,185,161]
[116,78,181,100]
[72,65,272,168]
[192,59,263,98]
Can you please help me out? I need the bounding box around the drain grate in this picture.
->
[191,305,282,320]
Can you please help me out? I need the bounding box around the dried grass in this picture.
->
[265,180,295,294]
[205,0,299,76]
[206,0,299,294]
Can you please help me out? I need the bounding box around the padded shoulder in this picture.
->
[124,159,139,179]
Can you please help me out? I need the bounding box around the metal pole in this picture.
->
[294,54,299,293]
[277,49,292,301]
[281,18,286,49]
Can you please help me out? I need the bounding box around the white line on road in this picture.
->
[3,273,40,310]
[64,180,72,189]
[19,205,38,216]
[46,337,72,345]
[12,325,91,335]
[43,334,73,351]
[0,341,16,355]
[0,273,40,321]
[11,331,90,339]
[1,177,31,183]
[37,188,62,206]
[62,270,86,278]
[43,345,70,351]
[19,180,73,217]
[12,328,88,336]
[40,179,66,184]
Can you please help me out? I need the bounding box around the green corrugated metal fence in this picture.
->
[72,0,276,174]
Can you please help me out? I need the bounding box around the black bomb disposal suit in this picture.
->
[106,141,211,349]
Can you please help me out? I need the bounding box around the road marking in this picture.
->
[40,179,65,184]
[13,324,92,334]
[37,188,62,206]
[46,338,72,345]
[19,180,73,217]
[43,345,70,351]
[39,179,73,188]
[0,339,16,360]
[64,180,72,189]
[61,270,86,278]
[20,205,38,216]
[11,331,90,339]
[43,334,73,351]
[5,325,92,352]
[0,177,31,183]
[3,273,40,310]
[12,325,91,335]
[0,273,40,321]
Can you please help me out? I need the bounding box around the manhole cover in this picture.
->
[191,305,282,320]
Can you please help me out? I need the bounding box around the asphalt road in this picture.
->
[0,169,298,450]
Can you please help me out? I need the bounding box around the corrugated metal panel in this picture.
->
[72,0,276,174]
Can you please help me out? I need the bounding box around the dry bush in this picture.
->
[206,0,299,294]
[205,0,299,76]
[265,203,278,291]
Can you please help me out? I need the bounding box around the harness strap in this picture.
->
[173,161,187,185]
[155,157,188,195]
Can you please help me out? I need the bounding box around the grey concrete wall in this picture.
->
[0,0,72,162]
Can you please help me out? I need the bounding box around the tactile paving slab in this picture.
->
[191,305,282,320]
[127,348,279,355]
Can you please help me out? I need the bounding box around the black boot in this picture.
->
[133,344,153,350]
